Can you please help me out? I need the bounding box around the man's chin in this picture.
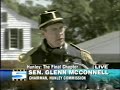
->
[56,41,65,47]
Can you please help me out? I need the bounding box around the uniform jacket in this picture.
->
[17,40,95,90]
[19,40,95,66]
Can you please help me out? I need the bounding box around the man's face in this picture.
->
[43,23,66,48]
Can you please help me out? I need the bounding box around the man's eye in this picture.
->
[60,26,67,29]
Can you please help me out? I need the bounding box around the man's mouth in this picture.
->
[57,38,64,41]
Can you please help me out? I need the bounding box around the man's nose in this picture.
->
[58,30,64,35]
[59,31,64,35]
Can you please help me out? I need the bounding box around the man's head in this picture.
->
[39,10,66,48]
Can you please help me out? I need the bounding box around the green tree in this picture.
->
[90,0,120,31]
[2,0,47,22]
[2,0,19,13]
[26,0,33,6]
[3,0,120,44]
[2,0,47,46]
[49,0,120,44]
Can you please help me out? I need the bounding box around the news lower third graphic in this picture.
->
[0,70,12,82]
[0,69,27,82]
[12,70,27,81]
[0,64,120,83]
[0,64,120,89]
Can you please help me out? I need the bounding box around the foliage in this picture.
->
[2,0,47,46]
[2,0,19,13]
[50,0,120,44]
[2,0,47,22]
[2,0,120,44]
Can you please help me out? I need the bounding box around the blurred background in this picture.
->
[1,0,120,69]
[2,0,120,45]
[1,0,120,89]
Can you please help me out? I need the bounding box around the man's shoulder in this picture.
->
[28,47,39,55]
[70,43,95,65]
[18,47,39,61]
[70,43,90,54]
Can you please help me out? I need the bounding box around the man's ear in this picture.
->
[40,29,46,38]
[40,30,44,35]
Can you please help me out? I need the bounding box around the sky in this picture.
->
[18,0,52,7]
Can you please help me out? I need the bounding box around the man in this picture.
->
[18,10,95,90]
